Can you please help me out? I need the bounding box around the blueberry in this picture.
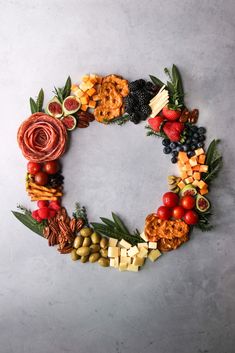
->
[198,127,206,134]
[190,125,198,132]
[171,157,178,164]
[198,135,205,141]
[197,142,204,148]
[170,142,177,149]
[163,146,171,154]
[193,133,199,139]
[191,144,197,150]
[187,151,195,158]
[183,144,189,152]
[162,139,170,146]
[176,145,184,152]
[192,138,198,143]
[172,150,178,157]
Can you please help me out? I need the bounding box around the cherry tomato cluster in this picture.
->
[32,200,61,222]
[157,192,199,225]
[27,160,60,186]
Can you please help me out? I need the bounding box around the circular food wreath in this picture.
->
[13,65,222,272]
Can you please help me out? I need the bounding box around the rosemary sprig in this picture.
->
[104,114,130,126]
[91,213,144,246]
[73,202,89,226]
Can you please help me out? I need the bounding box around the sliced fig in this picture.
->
[181,184,197,197]
[46,97,63,118]
[61,115,77,131]
[63,96,81,116]
[196,195,210,212]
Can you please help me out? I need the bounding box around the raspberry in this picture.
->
[38,207,50,220]
[37,200,49,208]
[32,210,42,222]
[49,200,61,211]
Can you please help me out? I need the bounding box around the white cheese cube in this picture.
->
[148,249,161,262]
[140,231,148,242]
[138,242,148,249]
[108,246,120,258]
[109,238,118,247]
[148,242,157,249]
[120,248,127,257]
[119,239,132,249]
[127,246,139,257]
[127,264,139,272]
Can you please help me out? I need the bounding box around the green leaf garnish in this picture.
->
[29,97,38,114]
[12,211,45,237]
[36,88,44,112]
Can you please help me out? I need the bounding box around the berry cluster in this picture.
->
[162,124,207,164]
[124,79,158,124]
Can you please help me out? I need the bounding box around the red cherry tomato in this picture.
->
[37,200,49,208]
[180,195,196,210]
[157,206,172,220]
[172,206,185,219]
[162,192,179,208]
[162,106,181,121]
[184,210,199,225]
[34,171,48,186]
[27,161,41,175]
[43,160,59,175]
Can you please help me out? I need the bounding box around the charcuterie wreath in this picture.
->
[13,65,223,272]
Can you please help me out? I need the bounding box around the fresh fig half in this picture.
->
[62,96,81,116]
[181,184,197,197]
[196,195,210,212]
[60,115,77,131]
[46,97,63,118]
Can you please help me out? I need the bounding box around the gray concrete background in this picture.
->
[0,1,235,352]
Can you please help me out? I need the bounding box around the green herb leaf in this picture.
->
[12,211,44,236]
[149,75,165,87]
[204,140,223,184]
[100,217,116,228]
[62,76,71,99]
[30,97,38,114]
[172,65,184,96]
[104,114,130,126]
[53,87,64,103]
[36,88,44,112]
[112,212,130,235]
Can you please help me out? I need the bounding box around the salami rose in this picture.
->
[17,113,68,162]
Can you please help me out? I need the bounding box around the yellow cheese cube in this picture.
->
[119,239,132,249]
[132,256,145,267]
[82,75,90,82]
[178,180,186,189]
[199,165,208,173]
[193,172,201,180]
[185,177,194,184]
[189,157,198,167]
[80,95,89,105]
[198,180,208,189]
[127,246,139,257]
[127,264,139,272]
[138,247,148,258]
[187,169,193,176]
[109,238,118,247]
[195,148,205,156]
[108,247,120,258]
[192,179,200,187]
[138,242,148,249]
[199,187,209,195]
[120,248,127,257]
[110,257,119,268]
[148,249,161,262]
[87,87,96,97]
[180,171,188,179]
[88,100,96,109]
[140,231,148,242]
[120,256,131,264]
[119,263,128,272]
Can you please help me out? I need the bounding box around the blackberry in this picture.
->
[135,90,151,105]
[123,95,136,109]
[129,112,141,124]
[140,105,152,119]
[48,172,64,188]
[128,79,146,92]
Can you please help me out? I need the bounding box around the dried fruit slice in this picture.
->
[181,184,197,197]
[46,97,63,118]
[63,96,81,116]
[196,195,210,212]
[61,115,77,131]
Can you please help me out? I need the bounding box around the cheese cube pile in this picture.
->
[107,236,161,272]
[71,74,102,112]
[177,149,209,195]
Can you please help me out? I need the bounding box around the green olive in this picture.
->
[98,257,110,267]
[100,237,109,249]
[80,227,93,237]
[80,255,89,263]
[100,249,108,258]
[73,236,83,249]
[71,249,80,261]
[82,237,91,247]
[76,246,90,257]
[90,244,100,253]
[89,252,100,263]
[91,232,101,244]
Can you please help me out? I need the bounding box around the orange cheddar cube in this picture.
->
[193,172,201,180]
[81,104,88,111]
[189,157,198,167]
[74,88,84,98]
[187,169,193,176]
[199,165,208,173]
[178,180,186,189]
[87,87,96,97]
[180,171,188,179]
[178,151,188,163]
[192,165,201,171]
[199,188,209,195]
[88,100,96,109]
[195,148,204,156]
[80,95,89,105]
[71,84,79,92]
[185,177,194,184]
[198,154,206,164]
[198,180,208,189]
[92,94,100,101]
[192,179,200,187]
[82,75,90,82]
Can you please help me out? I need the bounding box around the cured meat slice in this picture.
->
[17,113,68,162]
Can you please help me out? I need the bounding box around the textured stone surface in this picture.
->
[0,0,235,352]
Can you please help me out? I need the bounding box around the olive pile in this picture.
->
[71,227,110,267]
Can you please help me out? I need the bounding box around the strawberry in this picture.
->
[38,207,50,220]
[163,121,185,142]
[148,116,165,132]
[162,106,181,121]
[37,200,49,208]
[32,210,42,222]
